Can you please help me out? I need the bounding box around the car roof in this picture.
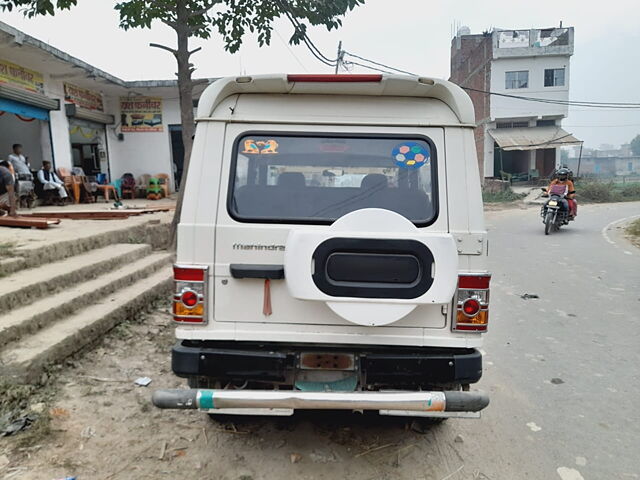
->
[196,74,475,126]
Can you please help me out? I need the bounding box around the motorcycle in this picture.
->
[540,186,574,235]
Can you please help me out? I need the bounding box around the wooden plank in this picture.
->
[23,207,171,221]
[25,211,134,219]
[0,216,60,229]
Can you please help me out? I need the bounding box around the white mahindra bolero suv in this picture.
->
[153,74,491,419]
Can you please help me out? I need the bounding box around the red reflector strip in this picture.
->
[173,316,205,324]
[174,266,205,282]
[458,275,491,289]
[287,74,382,83]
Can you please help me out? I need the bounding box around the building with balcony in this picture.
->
[450,26,582,180]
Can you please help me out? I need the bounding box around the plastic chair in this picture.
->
[95,175,120,203]
[71,167,96,203]
[136,174,151,198]
[499,170,513,185]
[147,177,163,200]
[96,184,118,202]
[111,179,123,199]
[156,173,170,198]
[57,167,81,204]
[121,173,136,199]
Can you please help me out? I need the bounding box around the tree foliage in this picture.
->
[0,0,76,17]
[2,0,364,54]
[631,134,640,156]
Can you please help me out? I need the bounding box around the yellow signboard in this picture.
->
[0,59,44,94]
[64,83,104,111]
[120,97,163,132]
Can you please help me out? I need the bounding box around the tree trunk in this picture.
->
[168,0,196,250]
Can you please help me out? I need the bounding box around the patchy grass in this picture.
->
[579,181,640,203]
[0,376,57,448]
[482,188,527,203]
[626,218,640,249]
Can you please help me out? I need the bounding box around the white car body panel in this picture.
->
[175,74,487,349]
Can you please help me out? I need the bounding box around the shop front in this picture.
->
[489,126,582,181]
[0,60,59,169]
[64,83,114,179]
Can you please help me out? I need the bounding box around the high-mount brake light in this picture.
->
[287,74,382,83]
[453,274,491,333]
[172,264,208,324]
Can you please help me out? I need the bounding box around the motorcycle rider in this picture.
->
[544,167,576,218]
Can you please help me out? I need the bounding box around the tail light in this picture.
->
[173,264,209,324]
[453,274,491,332]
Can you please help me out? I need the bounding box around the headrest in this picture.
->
[277,172,306,188]
[360,173,388,190]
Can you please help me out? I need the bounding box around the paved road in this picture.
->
[6,202,639,480]
[473,201,640,479]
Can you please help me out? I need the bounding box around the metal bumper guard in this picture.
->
[152,389,489,414]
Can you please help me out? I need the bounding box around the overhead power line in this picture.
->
[276,0,337,67]
[274,27,308,72]
[342,60,394,75]
[342,51,417,76]
[461,87,640,109]
[286,32,640,110]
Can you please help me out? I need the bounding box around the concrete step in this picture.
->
[0,266,173,384]
[0,218,170,277]
[0,251,172,348]
[0,257,25,277]
[0,243,152,314]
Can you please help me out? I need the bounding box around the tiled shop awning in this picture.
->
[488,126,582,151]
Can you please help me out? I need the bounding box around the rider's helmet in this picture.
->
[556,167,570,181]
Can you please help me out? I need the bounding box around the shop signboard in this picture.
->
[64,83,104,111]
[0,59,45,94]
[120,96,163,132]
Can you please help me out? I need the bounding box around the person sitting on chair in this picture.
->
[8,144,30,175]
[37,161,68,202]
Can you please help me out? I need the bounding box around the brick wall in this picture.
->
[450,34,493,178]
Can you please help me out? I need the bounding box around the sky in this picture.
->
[2,0,640,148]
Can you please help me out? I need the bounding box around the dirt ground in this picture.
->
[0,306,501,480]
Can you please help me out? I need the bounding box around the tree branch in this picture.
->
[188,7,210,18]
[150,42,178,55]
[189,46,202,55]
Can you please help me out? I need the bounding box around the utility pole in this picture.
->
[335,40,342,74]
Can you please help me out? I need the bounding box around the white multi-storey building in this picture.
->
[450,26,582,180]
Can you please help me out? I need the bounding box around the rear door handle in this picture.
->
[230,264,285,279]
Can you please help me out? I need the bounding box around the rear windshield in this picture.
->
[229,134,438,225]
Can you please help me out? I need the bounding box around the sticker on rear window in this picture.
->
[243,138,279,154]
[392,142,429,169]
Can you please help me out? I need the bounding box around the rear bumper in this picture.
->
[152,388,489,413]
[171,340,483,387]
